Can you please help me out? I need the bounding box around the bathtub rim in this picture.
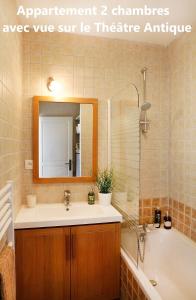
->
[157,227,196,248]
[121,248,162,300]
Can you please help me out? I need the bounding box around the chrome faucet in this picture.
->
[143,223,148,233]
[139,232,146,242]
[64,190,71,211]
[139,224,148,242]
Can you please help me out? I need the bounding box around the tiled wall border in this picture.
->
[121,257,148,300]
[139,197,169,225]
[169,199,196,242]
[139,198,196,243]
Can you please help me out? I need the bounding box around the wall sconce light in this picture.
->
[47,77,60,92]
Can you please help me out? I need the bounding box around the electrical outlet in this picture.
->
[25,160,33,170]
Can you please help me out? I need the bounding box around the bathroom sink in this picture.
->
[35,203,105,218]
[14,203,122,229]
[65,204,105,216]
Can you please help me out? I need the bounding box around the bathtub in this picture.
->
[121,228,196,300]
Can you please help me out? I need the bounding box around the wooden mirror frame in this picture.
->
[33,96,98,183]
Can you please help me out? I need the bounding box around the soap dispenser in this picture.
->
[154,207,161,228]
[88,188,95,205]
[164,211,172,229]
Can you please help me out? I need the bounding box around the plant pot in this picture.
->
[98,193,112,206]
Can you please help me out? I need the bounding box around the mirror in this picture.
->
[33,97,98,183]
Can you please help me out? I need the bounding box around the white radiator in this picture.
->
[0,181,14,247]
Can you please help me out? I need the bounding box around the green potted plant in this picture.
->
[96,169,114,206]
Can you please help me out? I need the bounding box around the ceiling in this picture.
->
[16,0,196,46]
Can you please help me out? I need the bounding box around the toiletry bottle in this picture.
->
[154,208,161,228]
[88,188,95,205]
[164,211,172,229]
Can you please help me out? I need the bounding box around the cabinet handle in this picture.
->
[65,234,70,261]
[71,233,76,259]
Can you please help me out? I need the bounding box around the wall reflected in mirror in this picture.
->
[39,102,93,178]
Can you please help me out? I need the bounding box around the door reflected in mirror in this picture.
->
[33,97,98,183]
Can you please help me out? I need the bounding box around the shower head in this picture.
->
[141,101,151,111]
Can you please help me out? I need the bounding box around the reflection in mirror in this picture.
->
[39,102,93,178]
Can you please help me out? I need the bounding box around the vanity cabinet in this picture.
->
[15,227,71,300]
[15,223,120,300]
[71,223,120,300]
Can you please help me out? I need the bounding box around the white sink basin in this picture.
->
[64,204,105,216]
[14,203,122,229]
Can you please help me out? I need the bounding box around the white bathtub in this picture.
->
[121,228,196,300]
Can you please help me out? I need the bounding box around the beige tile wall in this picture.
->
[169,198,196,242]
[140,63,170,200]
[168,28,196,239]
[0,0,23,215]
[22,32,169,205]
[168,29,196,210]
[112,100,140,218]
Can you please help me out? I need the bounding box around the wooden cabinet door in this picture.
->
[15,227,71,300]
[71,223,120,300]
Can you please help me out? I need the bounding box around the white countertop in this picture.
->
[14,203,122,229]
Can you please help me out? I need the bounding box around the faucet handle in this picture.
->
[143,223,147,230]
[143,223,151,233]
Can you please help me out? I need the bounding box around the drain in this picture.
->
[149,279,158,287]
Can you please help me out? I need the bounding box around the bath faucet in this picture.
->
[139,232,146,243]
[139,224,148,242]
[143,223,148,232]
[64,190,71,211]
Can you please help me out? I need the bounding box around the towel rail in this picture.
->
[0,203,10,220]
[0,181,14,247]
[0,209,12,229]
[0,218,12,242]
[0,183,12,199]
[0,192,11,209]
